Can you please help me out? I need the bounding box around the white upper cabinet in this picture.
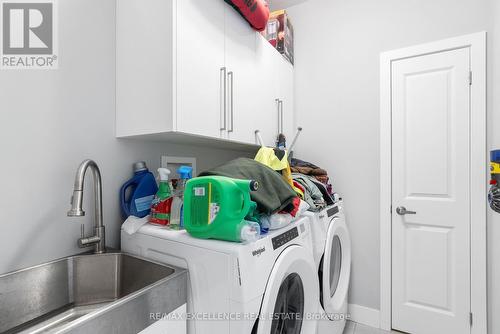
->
[116,0,294,147]
[255,34,281,147]
[177,0,226,138]
[277,56,295,142]
[254,34,294,147]
[116,0,176,137]
[224,5,258,144]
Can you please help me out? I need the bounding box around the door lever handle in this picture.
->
[396,206,416,215]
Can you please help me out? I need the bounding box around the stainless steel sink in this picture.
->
[0,253,187,334]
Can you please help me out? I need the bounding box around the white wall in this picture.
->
[0,0,252,274]
[269,0,308,11]
[288,0,497,329]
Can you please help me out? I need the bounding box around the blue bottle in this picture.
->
[120,161,158,218]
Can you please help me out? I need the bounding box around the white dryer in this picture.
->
[304,202,351,334]
[121,217,319,334]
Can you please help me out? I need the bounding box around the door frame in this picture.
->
[379,32,487,333]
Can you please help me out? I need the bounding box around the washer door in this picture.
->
[320,217,351,319]
[256,245,319,334]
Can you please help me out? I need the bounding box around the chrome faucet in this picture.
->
[67,159,106,254]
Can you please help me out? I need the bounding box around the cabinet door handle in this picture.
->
[279,100,284,133]
[228,71,234,133]
[220,67,227,131]
[276,98,281,134]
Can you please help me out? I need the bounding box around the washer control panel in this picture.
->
[272,227,299,250]
[327,205,339,217]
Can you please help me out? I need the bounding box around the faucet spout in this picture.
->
[68,159,105,254]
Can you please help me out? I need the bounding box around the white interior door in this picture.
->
[391,48,471,334]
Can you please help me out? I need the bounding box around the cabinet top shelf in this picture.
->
[118,131,261,153]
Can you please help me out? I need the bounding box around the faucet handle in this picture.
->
[81,224,85,238]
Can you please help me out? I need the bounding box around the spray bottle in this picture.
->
[149,168,172,225]
[169,166,193,230]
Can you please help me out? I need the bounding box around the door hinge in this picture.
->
[469,312,473,326]
[469,71,473,86]
[390,205,392,214]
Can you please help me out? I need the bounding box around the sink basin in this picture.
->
[0,253,187,333]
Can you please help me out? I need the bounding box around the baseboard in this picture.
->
[348,304,380,328]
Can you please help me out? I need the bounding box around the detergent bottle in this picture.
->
[120,161,158,218]
[149,168,172,225]
[169,166,193,230]
[183,176,260,242]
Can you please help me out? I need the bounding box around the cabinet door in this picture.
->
[254,35,280,147]
[224,5,258,144]
[116,0,176,137]
[176,0,226,138]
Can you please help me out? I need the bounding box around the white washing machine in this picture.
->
[121,216,319,334]
[304,202,351,334]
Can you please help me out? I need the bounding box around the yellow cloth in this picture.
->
[254,147,302,194]
[255,146,288,171]
[294,186,304,199]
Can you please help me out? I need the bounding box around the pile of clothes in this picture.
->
[290,158,335,211]
[199,156,298,215]
[200,147,335,233]
[252,148,336,216]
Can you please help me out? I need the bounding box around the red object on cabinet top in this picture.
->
[225,0,270,31]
